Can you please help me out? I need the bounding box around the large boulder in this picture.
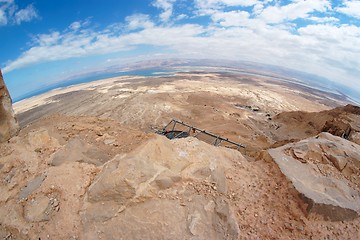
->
[82,136,241,239]
[268,132,360,221]
[0,70,19,142]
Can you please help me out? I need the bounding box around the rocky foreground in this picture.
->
[0,113,358,239]
[1,72,360,239]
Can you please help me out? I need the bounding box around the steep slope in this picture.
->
[273,104,360,145]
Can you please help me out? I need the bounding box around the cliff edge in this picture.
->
[0,70,19,142]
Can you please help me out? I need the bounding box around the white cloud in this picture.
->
[14,4,38,24]
[0,0,39,26]
[68,19,91,31]
[69,21,81,31]
[211,10,252,27]
[258,0,331,24]
[32,31,61,46]
[176,14,188,21]
[336,0,360,19]
[3,21,204,73]
[308,16,339,23]
[296,24,360,82]
[196,0,259,9]
[152,0,176,22]
[0,0,12,25]
[253,1,274,15]
[126,14,154,30]
[0,8,7,25]
[195,0,260,15]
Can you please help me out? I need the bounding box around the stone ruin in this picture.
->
[0,69,19,142]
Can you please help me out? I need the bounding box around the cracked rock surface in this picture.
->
[268,132,360,221]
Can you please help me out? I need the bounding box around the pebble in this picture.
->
[104,139,115,145]
[296,225,304,231]
[118,206,126,213]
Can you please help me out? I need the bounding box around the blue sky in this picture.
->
[1,0,360,100]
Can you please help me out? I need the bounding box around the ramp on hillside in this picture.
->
[156,119,245,150]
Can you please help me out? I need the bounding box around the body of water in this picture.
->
[13,68,174,102]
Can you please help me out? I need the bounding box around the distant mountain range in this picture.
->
[15,58,360,105]
[109,58,360,104]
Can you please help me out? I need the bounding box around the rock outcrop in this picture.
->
[0,70,19,142]
[82,136,241,239]
[49,137,110,166]
[268,132,360,221]
[273,104,360,144]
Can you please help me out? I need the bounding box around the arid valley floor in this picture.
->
[1,71,359,239]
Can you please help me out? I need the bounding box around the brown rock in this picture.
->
[27,128,60,151]
[24,195,52,222]
[350,132,360,145]
[49,137,110,166]
[322,119,352,139]
[325,154,348,171]
[87,155,160,203]
[154,170,181,190]
[82,136,241,239]
[273,104,360,145]
[0,70,19,143]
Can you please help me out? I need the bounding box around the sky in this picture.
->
[0,0,360,100]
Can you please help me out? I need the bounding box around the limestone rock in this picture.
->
[83,197,239,240]
[82,136,241,239]
[49,137,110,166]
[87,155,159,203]
[268,132,360,221]
[24,195,51,222]
[154,169,181,190]
[0,70,19,143]
[350,132,360,145]
[24,194,60,222]
[27,128,60,152]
